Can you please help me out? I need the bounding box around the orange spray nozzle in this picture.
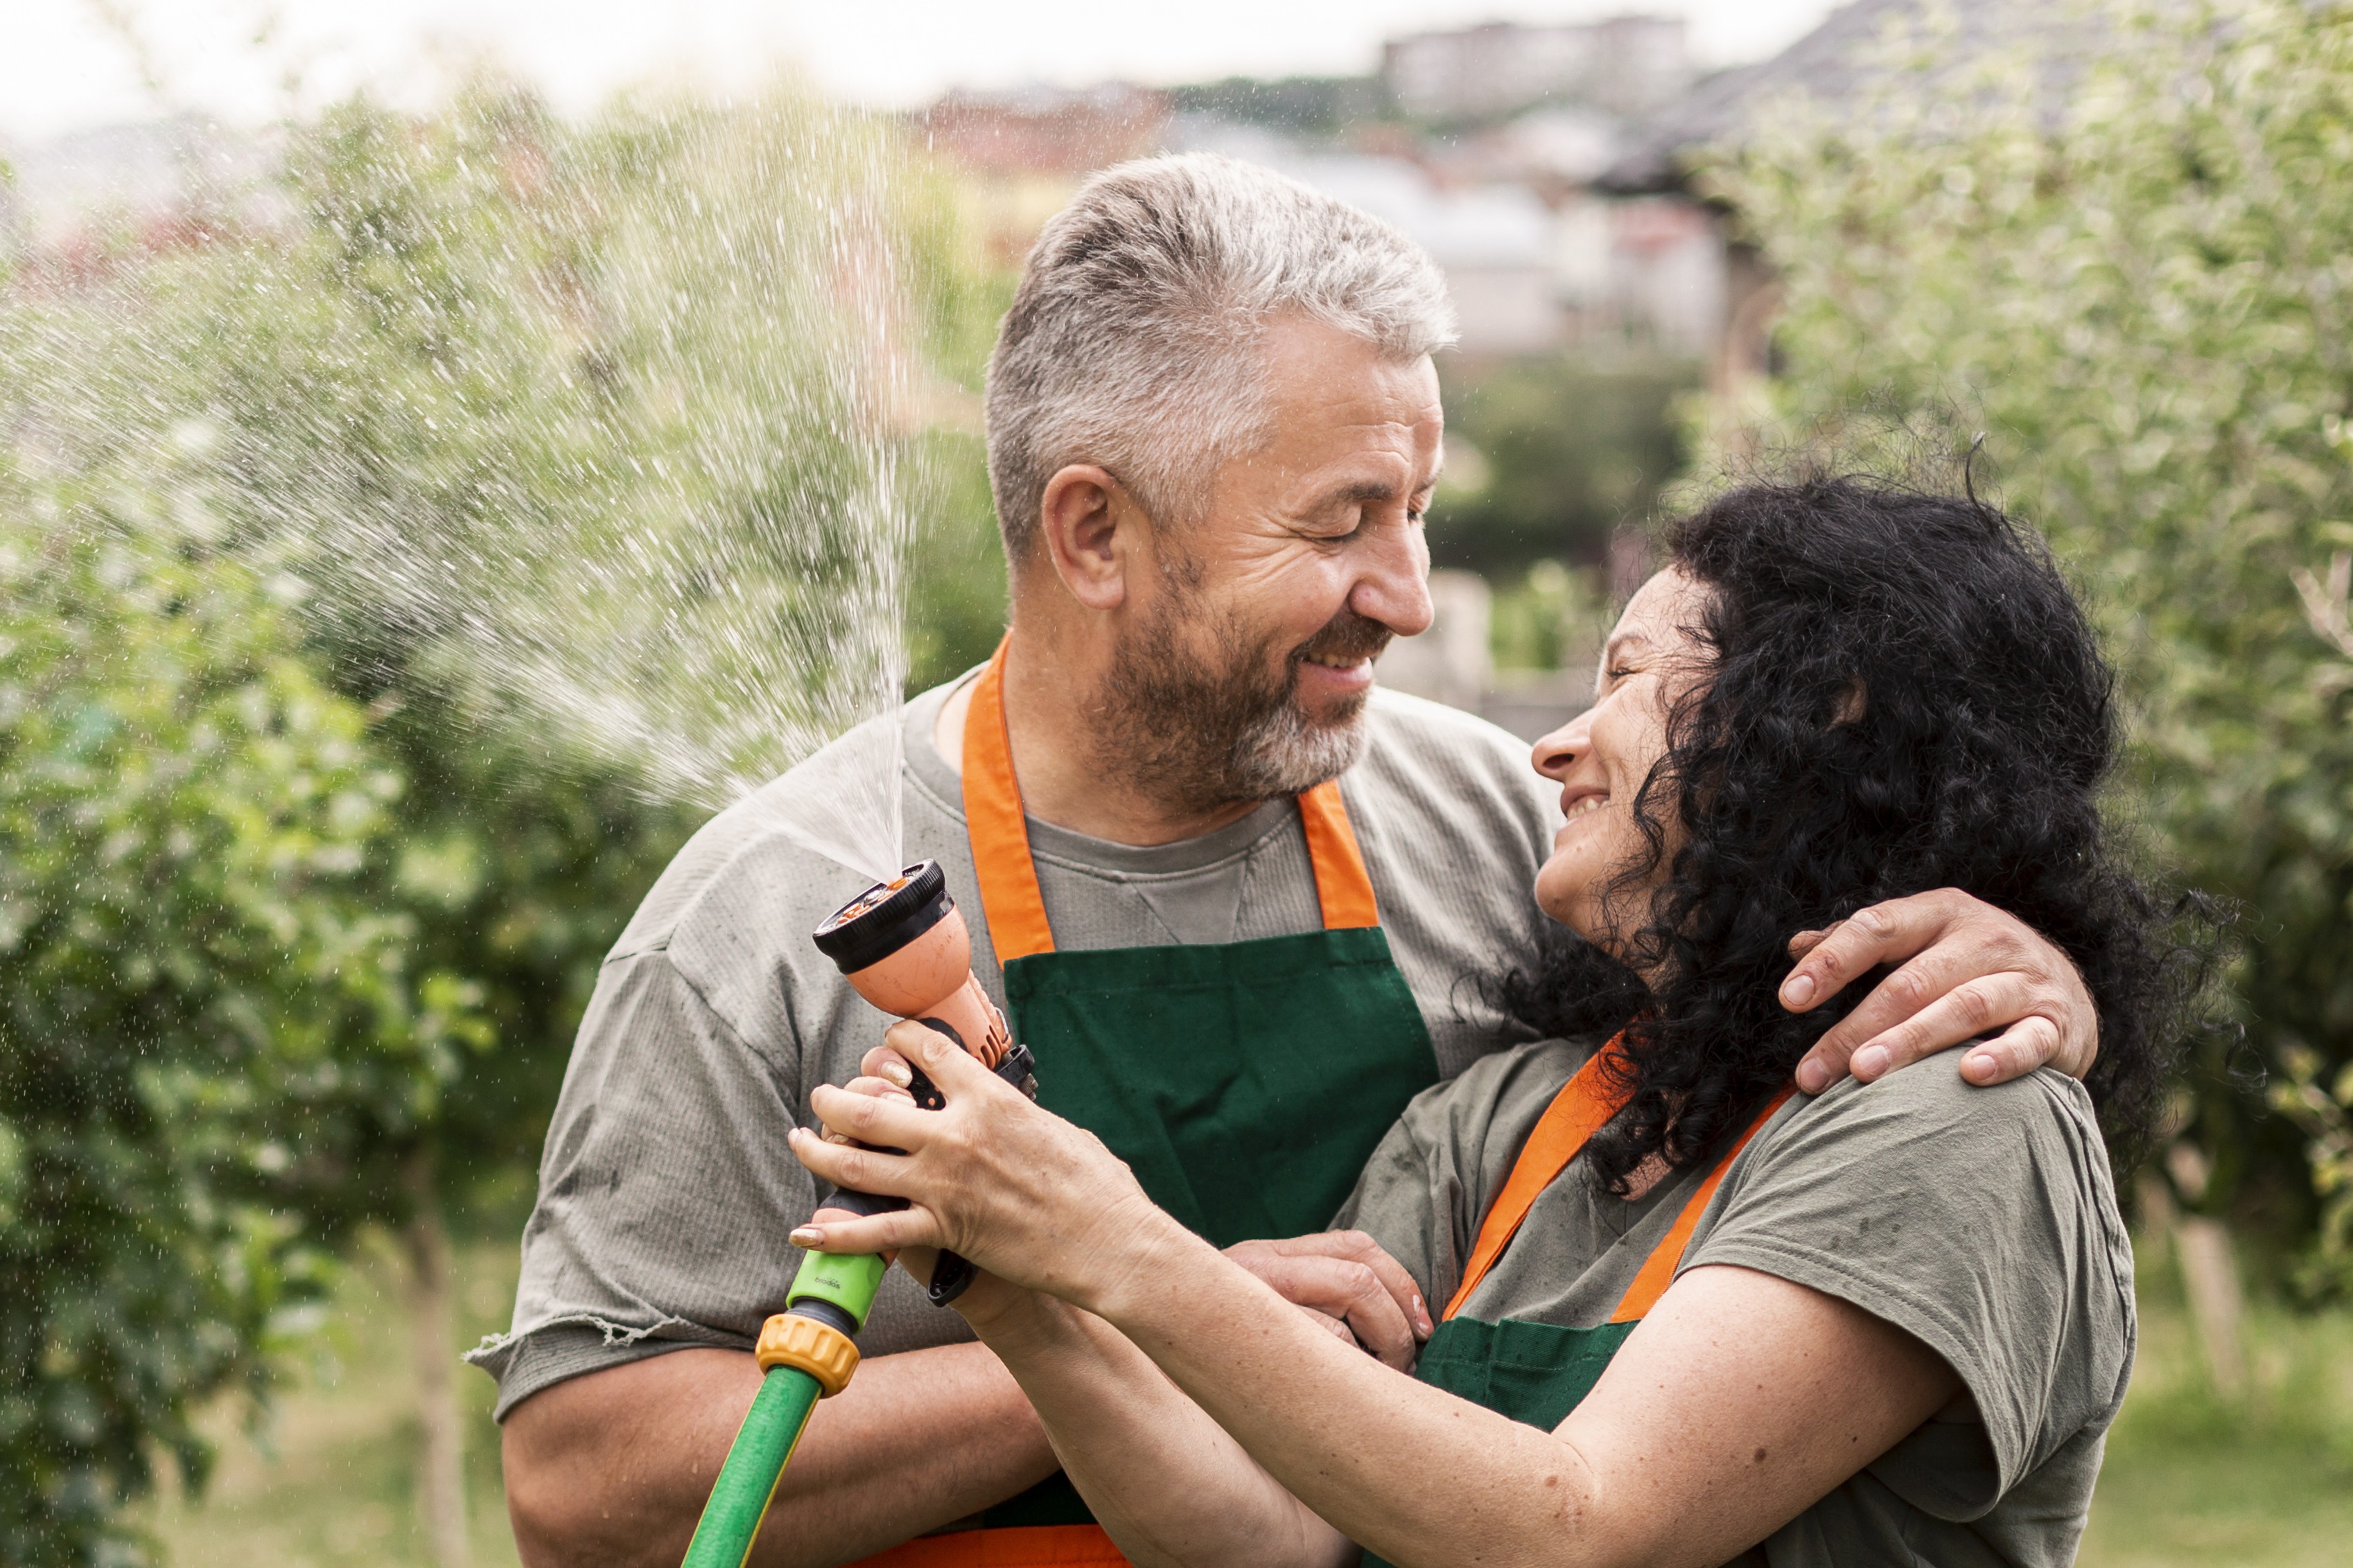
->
[812,861,1013,1069]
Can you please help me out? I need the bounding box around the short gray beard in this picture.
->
[1096,588,1383,818]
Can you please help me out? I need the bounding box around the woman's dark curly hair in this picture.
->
[1510,476,2196,1195]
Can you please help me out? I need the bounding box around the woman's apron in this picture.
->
[857,642,1441,1568]
[1361,1049,1792,1568]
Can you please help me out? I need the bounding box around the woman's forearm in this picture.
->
[963,1283,1349,1568]
[1089,1231,1958,1568]
[791,1029,1956,1568]
[1089,1224,1602,1568]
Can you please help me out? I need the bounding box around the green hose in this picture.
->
[680,1363,825,1568]
[680,1242,887,1567]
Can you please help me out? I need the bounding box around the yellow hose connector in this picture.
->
[756,1312,861,1397]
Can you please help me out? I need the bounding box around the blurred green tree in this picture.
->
[1,77,1006,1563]
[1702,0,2353,1265]
[1431,355,1692,579]
[0,509,487,1567]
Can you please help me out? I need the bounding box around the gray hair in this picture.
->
[983,153,1457,564]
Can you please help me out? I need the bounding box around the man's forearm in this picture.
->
[502,1339,1058,1568]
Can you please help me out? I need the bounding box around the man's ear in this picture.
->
[1037,464,1137,612]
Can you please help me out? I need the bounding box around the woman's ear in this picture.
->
[1832,678,1868,726]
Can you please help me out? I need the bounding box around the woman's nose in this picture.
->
[1531,720,1586,782]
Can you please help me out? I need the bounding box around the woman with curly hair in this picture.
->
[789,477,2189,1567]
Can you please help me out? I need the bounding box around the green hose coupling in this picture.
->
[784,1244,884,1332]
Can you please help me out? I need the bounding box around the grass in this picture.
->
[136,1231,2353,1567]
[137,1230,524,1568]
[2078,1240,2353,1568]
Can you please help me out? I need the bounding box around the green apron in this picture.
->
[1361,1048,1791,1568]
[919,644,1442,1552]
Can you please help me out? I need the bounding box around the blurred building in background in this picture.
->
[915,83,1171,265]
[1382,15,1695,122]
[913,13,1746,369]
[3,6,1951,737]
[0,114,278,256]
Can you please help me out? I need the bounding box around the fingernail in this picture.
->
[1795,1058,1828,1094]
[1412,1294,1431,1334]
[1966,1050,1998,1082]
[1854,1045,1890,1078]
[789,1226,823,1248]
[880,1060,911,1089]
[1782,974,1816,1007]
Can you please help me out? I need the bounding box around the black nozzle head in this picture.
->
[812,860,954,974]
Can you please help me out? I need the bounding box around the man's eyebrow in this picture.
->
[1324,479,1403,505]
[1309,469,1442,518]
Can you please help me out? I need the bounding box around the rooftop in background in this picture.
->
[1383,15,1696,124]
[1600,0,2101,193]
[916,82,1169,179]
[0,114,281,252]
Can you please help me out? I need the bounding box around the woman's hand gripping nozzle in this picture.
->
[810,858,1038,1307]
[676,863,1037,1568]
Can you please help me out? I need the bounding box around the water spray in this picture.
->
[681,861,1037,1567]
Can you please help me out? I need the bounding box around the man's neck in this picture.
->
[931,633,1264,847]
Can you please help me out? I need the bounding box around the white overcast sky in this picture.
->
[4,1,1846,143]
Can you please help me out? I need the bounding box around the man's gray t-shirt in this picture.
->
[471,672,1562,1417]
[1335,1042,2136,1568]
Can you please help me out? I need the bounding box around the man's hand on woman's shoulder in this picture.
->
[1779,888,2098,1094]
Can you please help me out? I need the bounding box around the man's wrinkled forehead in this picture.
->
[1219,319,1443,509]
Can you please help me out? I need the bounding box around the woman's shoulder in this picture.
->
[1706,1053,2128,1301]
[1394,1036,1598,1170]
[1776,1053,2104,1165]
[1694,1055,2136,1517]
[1738,1056,2122,1244]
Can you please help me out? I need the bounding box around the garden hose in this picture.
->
[679,862,1038,1567]
[679,1244,883,1567]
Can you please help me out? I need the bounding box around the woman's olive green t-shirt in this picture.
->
[1333,1041,2136,1568]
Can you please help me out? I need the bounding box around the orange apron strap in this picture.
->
[961,638,1057,963]
[852,1524,1130,1566]
[961,639,1378,953]
[1296,779,1381,931]
[1607,1086,1797,1323]
[1440,1041,1626,1321]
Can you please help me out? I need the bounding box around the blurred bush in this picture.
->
[1704,0,2353,1263]
[1431,354,1692,579]
[0,516,478,1566]
[1,77,1006,1564]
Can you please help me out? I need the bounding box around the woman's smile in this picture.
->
[1557,789,1609,826]
[1529,567,1711,949]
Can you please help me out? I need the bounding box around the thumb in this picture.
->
[883,1016,995,1089]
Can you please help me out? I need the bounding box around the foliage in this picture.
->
[0,511,483,1566]
[2271,1045,2353,1302]
[1432,354,1692,578]
[1704,0,2353,1239]
[0,77,1006,1560]
[1489,559,1613,674]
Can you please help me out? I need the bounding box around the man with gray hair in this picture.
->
[482,155,2099,1567]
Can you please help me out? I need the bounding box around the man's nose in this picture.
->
[1350,519,1435,639]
